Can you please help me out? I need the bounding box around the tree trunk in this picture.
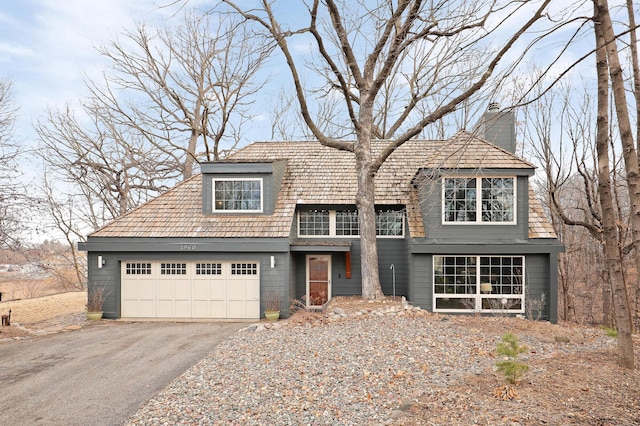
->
[598,0,638,332]
[602,269,615,328]
[559,253,575,321]
[184,129,199,180]
[594,0,635,368]
[355,127,383,300]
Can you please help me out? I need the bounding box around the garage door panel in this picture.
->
[228,301,247,318]
[210,280,226,300]
[211,301,227,318]
[227,276,260,319]
[227,282,245,301]
[157,281,175,299]
[174,282,191,299]
[156,300,174,317]
[192,281,211,300]
[246,281,260,301]
[175,300,191,317]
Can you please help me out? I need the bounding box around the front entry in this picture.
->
[306,255,331,307]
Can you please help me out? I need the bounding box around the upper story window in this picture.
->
[299,210,330,236]
[213,178,263,212]
[443,177,515,224]
[298,208,404,238]
[336,210,359,236]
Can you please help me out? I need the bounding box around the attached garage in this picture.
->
[121,261,260,319]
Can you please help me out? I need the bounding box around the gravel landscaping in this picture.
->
[125,299,631,426]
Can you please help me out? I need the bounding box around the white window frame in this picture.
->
[297,209,404,238]
[432,255,525,314]
[442,176,516,225]
[212,178,263,213]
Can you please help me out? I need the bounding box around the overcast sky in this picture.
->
[0,0,186,146]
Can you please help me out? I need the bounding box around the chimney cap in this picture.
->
[488,102,500,112]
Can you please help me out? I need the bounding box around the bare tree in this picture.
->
[36,102,179,223]
[521,82,631,327]
[593,0,634,369]
[223,0,555,298]
[0,79,25,250]
[89,11,271,179]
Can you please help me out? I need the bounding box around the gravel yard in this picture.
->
[1,292,637,425]
[126,300,639,426]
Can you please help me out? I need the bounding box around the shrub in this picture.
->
[87,287,106,312]
[263,289,282,312]
[496,332,529,384]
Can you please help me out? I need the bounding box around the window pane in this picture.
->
[479,256,524,295]
[481,178,514,222]
[195,263,222,275]
[435,298,475,310]
[213,179,262,211]
[433,256,476,295]
[443,178,476,222]
[336,210,359,235]
[231,263,258,275]
[160,263,187,275]
[299,210,330,236]
[376,209,404,236]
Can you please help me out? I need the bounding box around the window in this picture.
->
[126,263,151,275]
[298,208,404,238]
[299,210,330,236]
[433,255,524,313]
[376,210,404,236]
[443,177,515,223]
[213,178,262,212]
[336,210,359,236]
[481,178,514,222]
[161,263,187,275]
[195,263,222,275]
[231,263,258,275]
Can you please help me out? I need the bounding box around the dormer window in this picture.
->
[443,177,515,224]
[213,178,263,212]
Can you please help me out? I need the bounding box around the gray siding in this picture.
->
[408,254,432,310]
[418,175,529,241]
[480,110,517,153]
[80,237,290,253]
[525,254,553,322]
[87,253,120,319]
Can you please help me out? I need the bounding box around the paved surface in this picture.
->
[0,321,244,426]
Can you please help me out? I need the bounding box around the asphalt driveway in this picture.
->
[0,321,244,426]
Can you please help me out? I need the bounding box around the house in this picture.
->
[78,108,564,322]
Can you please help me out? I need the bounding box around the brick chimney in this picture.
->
[478,103,516,154]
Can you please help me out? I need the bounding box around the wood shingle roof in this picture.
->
[90,130,556,239]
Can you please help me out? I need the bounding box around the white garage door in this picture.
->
[121,261,260,319]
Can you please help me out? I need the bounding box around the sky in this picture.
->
[0,0,186,148]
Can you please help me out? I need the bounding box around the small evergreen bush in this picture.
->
[496,332,529,384]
